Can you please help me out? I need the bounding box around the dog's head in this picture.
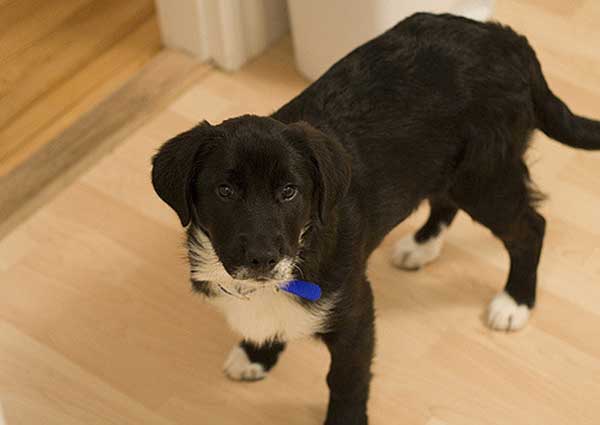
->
[152,115,351,283]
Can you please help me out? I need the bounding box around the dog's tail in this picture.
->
[529,48,600,150]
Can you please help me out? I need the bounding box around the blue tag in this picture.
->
[281,280,321,301]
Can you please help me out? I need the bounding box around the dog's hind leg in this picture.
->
[224,339,286,381]
[392,197,458,270]
[451,160,545,332]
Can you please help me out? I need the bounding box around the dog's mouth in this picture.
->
[229,257,296,283]
[216,276,285,301]
[230,271,277,283]
[229,271,286,287]
[215,258,298,299]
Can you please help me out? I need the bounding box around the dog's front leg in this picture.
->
[321,290,375,425]
[223,339,286,381]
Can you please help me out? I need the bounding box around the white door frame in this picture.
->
[155,0,289,71]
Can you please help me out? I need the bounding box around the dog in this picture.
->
[151,13,600,425]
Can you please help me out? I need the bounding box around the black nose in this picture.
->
[239,233,283,276]
[247,250,280,274]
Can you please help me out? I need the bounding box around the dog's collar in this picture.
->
[216,280,321,301]
[281,280,322,301]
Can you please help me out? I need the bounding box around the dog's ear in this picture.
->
[151,121,216,227]
[286,122,352,224]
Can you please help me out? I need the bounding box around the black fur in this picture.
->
[414,197,457,244]
[240,340,286,372]
[152,13,600,425]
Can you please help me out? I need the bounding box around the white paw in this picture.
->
[391,227,446,270]
[487,291,530,331]
[223,346,266,381]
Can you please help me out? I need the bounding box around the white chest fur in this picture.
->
[189,228,334,344]
[209,289,333,344]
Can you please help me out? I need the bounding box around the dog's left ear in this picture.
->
[151,121,216,227]
[286,122,352,224]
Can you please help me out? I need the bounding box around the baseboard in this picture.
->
[0,49,212,240]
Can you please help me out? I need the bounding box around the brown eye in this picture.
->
[281,185,297,201]
[217,184,234,199]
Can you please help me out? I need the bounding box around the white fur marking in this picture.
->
[189,231,238,285]
[210,286,334,344]
[392,226,447,270]
[190,229,335,344]
[223,346,266,381]
[487,291,530,331]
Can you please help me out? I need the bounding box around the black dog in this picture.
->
[152,13,600,425]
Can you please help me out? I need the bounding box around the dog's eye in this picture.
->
[280,185,297,201]
[217,184,234,199]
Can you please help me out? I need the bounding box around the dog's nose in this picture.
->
[239,233,283,276]
[247,250,280,274]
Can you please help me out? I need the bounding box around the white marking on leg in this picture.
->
[487,291,530,331]
[223,345,267,381]
[392,225,447,270]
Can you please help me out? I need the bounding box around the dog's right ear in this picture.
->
[151,121,216,227]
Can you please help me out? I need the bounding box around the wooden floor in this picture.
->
[1,1,599,424]
[0,0,160,175]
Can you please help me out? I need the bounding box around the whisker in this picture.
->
[292,263,305,279]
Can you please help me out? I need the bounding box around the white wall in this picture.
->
[155,0,289,71]
[155,0,494,77]
[288,0,495,80]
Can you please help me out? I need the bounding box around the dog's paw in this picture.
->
[223,346,267,381]
[391,229,445,270]
[487,291,530,331]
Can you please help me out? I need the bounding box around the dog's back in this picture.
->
[274,12,600,244]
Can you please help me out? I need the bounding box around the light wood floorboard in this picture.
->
[0,0,160,175]
[0,50,213,239]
